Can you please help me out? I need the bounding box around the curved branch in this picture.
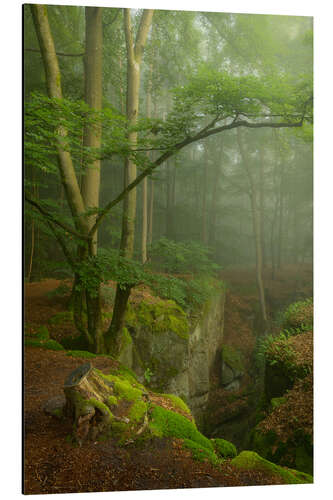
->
[89,116,304,238]
[25,193,89,241]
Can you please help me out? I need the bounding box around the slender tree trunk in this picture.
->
[201,158,208,245]
[106,9,154,354]
[80,6,104,352]
[141,176,148,263]
[148,176,154,246]
[237,129,267,324]
[259,148,266,269]
[141,62,153,263]
[30,5,88,235]
[277,165,285,269]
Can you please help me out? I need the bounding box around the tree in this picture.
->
[105,9,154,354]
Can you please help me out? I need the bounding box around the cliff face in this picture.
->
[118,291,226,420]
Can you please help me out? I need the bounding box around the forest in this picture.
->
[23,3,313,495]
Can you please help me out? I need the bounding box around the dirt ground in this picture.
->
[23,270,312,494]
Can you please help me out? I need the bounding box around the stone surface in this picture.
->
[124,291,225,419]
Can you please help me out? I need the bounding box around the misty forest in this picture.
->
[24,4,313,494]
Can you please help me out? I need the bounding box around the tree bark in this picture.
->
[81,6,103,256]
[64,363,116,444]
[201,157,208,245]
[237,129,267,324]
[107,9,153,355]
[30,4,88,236]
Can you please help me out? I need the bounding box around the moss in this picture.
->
[125,299,189,340]
[182,438,220,466]
[148,405,213,451]
[213,438,237,458]
[35,325,49,340]
[161,394,191,415]
[66,350,97,359]
[98,371,144,402]
[129,400,147,423]
[106,395,118,407]
[87,398,113,419]
[231,451,313,484]
[25,337,64,351]
[295,444,313,475]
[221,344,244,373]
[49,310,73,325]
[271,396,287,409]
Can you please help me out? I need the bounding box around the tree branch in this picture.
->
[89,116,304,239]
[25,193,89,241]
[134,9,154,62]
[25,48,85,57]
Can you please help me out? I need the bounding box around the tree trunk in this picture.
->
[141,176,148,263]
[81,6,103,256]
[120,8,154,259]
[259,148,266,268]
[201,158,208,245]
[108,9,153,355]
[30,5,88,236]
[105,283,132,355]
[277,165,285,269]
[64,363,116,445]
[141,63,153,264]
[237,129,267,325]
[81,6,104,351]
[148,176,154,247]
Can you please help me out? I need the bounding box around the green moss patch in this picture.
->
[125,299,190,340]
[182,438,220,465]
[221,344,244,373]
[25,337,64,351]
[66,350,97,359]
[231,451,313,484]
[271,397,287,410]
[48,310,73,325]
[149,405,213,451]
[161,394,191,415]
[213,438,237,458]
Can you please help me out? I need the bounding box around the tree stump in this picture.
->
[63,363,116,444]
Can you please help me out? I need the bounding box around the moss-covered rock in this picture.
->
[148,405,212,451]
[213,438,237,458]
[231,451,313,484]
[182,438,220,466]
[125,299,190,340]
[161,394,191,415]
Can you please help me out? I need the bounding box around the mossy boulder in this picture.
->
[126,299,191,393]
[213,438,237,458]
[231,451,313,484]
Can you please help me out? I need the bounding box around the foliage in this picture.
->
[144,367,154,383]
[282,297,313,331]
[149,238,220,275]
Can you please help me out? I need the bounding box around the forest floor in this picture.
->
[23,264,313,494]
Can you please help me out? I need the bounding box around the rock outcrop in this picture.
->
[119,291,225,420]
